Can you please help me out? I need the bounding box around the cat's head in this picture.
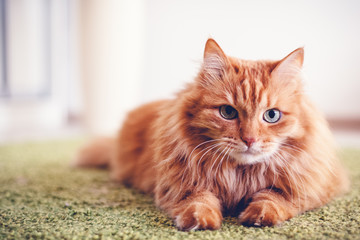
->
[184,39,306,165]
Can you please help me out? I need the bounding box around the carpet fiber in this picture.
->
[0,139,359,239]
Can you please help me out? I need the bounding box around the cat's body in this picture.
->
[76,39,349,230]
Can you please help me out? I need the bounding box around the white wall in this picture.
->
[0,0,73,142]
[79,0,145,135]
[142,0,360,119]
[2,0,360,140]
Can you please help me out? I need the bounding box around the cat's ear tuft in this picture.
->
[271,48,304,83]
[281,47,304,69]
[201,39,229,85]
[204,38,227,60]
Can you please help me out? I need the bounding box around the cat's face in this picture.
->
[187,39,305,165]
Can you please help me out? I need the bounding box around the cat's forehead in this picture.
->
[226,59,279,111]
[230,58,277,81]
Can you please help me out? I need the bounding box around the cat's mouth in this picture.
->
[230,144,261,155]
[221,139,277,164]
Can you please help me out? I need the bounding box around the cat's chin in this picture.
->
[230,151,271,165]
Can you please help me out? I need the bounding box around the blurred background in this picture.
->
[0,0,360,145]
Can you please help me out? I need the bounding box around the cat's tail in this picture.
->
[73,137,115,168]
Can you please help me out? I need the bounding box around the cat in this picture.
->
[75,39,349,230]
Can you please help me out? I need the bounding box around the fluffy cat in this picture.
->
[76,39,349,230]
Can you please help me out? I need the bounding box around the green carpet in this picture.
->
[0,139,359,239]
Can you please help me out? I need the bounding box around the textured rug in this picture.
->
[0,139,359,239]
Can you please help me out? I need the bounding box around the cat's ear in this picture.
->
[271,48,304,83]
[201,39,229,84]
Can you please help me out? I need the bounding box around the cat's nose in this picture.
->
[241,137,256,147]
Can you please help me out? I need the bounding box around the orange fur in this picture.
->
[74,137,114,168]
[76,39,349,230]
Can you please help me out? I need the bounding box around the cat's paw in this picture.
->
[238,200,285,227]
[174,202,222,231]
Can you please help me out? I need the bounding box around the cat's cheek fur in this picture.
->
[269,116,302,141]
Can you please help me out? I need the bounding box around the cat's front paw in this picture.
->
[238,200,285,227]
[175,202,222,231]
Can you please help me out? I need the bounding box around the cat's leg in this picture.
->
[238,189,298,227]
[170,191,223,231]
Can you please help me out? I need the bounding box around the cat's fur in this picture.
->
[76,39,349,230]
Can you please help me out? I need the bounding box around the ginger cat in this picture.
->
[76,39,349,230]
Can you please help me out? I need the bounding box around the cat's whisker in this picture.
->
[208,144,230,179]
[275,141,313,162]
[290,144,336,177]
[188,139,222,162]
[194,142,224,176]
[178,141,222,199]
[272,152,298,206]
[277,142,337,179]
[282,150,323,208]
[279,142,309,155]
[214,146,232,178]
[263,154,272,173]
[265,156,277,194]
[287,158,309,210]
[267,169,278,195]
[185,139,219,179]
[202,143,226,183]
[187,139,222,171]
[273,152,308,211]
[208,144,231,181]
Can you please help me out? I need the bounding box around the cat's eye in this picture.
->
[219,105,238,120]
[263,109,281,123]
